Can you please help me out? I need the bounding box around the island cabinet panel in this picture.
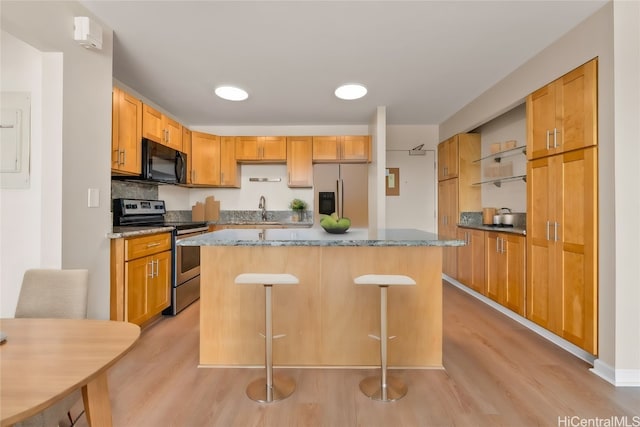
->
[199,245,443,367]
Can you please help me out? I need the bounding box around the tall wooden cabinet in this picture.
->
[111,87,142,175]
[527,147,598,353]
[437,133,481,279]
[526,58,598,354]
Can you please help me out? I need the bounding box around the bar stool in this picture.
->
[235,273,299,403]
[355,274,416,402]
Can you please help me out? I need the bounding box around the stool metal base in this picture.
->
[359,375,408,402]
[246,374,296,403]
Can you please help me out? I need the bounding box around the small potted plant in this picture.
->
[289,198,307,222]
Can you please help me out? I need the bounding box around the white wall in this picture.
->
[385,125,439,232]
[440,2,640,384]
[475,103,527,213]
[1,2,114,319]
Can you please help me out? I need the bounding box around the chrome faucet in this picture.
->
[258,195,267,221]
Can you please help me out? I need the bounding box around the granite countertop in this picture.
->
[108,226,175,239]
[177,228,465,247]
[457,223,527,236]
[210,210,313,228]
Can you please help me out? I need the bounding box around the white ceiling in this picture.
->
[82,1,607,127]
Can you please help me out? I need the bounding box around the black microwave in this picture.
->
[140,138,187,184]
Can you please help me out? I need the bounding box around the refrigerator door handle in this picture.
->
[340,179,345,218]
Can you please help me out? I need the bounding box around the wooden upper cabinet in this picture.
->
[182,127,192,185]
[312,136,370,162]
[287,136,313,187]
[220,136,239,187]
[527,58,597,160]
[142,104,183,151]
[437,135,460,181]
[112,87,142,175]
[191,131,220,186]
[235,136,286,162]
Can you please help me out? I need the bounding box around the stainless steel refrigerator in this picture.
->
[313,163,368,227]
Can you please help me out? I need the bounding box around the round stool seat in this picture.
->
[235,273,299,286]
[354,274,416,286]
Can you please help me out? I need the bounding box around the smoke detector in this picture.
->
[74,17,103,50]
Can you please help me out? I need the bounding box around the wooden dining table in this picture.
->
[0,318,140,427]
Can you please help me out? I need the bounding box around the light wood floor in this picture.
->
[74,282,639,427]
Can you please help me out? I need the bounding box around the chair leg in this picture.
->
[246,284,295,403]
[359,285,408,402]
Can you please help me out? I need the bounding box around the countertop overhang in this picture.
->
[457,223,526,236]
[177,227,465,247]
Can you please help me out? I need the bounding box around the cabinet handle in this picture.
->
[121,150,126,166]
[546,130,551,150]
[546,221,551,241]
[501,238,506,254]
[221,172,224,183]
[155,259,159,278]
[147,242,161,248]
[554,222,559,242]
[553,128,559,148]
[147,260,154,278]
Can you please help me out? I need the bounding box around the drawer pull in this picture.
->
[146,242,162,248]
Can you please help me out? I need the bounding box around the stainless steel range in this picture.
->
[113,198,208,315]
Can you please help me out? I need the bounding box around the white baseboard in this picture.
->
[591,359,640,387]
[444,275,596,365]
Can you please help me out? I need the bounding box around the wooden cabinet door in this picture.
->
[182,127,192,184]
[341,136,369,161]
[287,136,313,187]
[147,250,171,315]
[312,136,340,161]
[112,88,142,175]
[142,104,164,144]
[526,156,557,329]
[235,136,260,160]
[438,136,459,181]
[527,147,597,353]
[438,178,458,278]
[485,232,502,303]
[556,147,598,353]
[503,234,526,316]
[557,59,597,154]
[457,228,485,294]
[163,116,182,151]
[219,136,238,187]
[125,257,149,326]
[191,131,220,185]
[261,136,286,161]
[526,84,558,160]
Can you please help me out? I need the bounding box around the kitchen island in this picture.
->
[178,228,463,368]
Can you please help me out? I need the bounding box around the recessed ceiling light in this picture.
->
[334,83,367,100]
[215,86,249,101]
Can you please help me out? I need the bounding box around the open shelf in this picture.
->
[473,174,527,188]
[474,146,526,163]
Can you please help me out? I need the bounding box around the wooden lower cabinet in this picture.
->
[457,228,485,294]
[110,233,171,326]
[486,232,526,316]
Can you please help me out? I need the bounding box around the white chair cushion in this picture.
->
[354,274,416,286]
[235,273,299,285]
